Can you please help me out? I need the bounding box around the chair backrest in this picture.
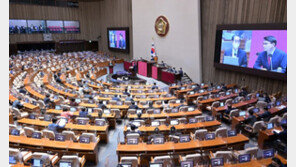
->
[214,151,233,163]
[154,155,173,167]
[31,152,51,166]
[128,109,137,115]
[109,100,117,105]
[219,92,226,96]
[146,109,154,114]
[195,116,206,122]
[215,127,228,138]
[9,148,22,163]
[184,153,203,165]
[80,133,97,143]
[212,101,220,108]
[209,94,215,99]
[244,147,258,159]
[9,124,17,134]
[194,129,208,140]
[237,96,245,102]
[225,99,232,106]
[62,131,77,141]
[121,157,138,167]
[37,100,45,109]
[112,109,121,118]
[42,129,55,140]
[247,106,255,113]
[253,121,265,133]
[12,108,21,117]
[177,117,187,124]
[155,100,162,105]
[125,101,132,106]
[140,101,148,105]
[24,127,35,137]
[229,109,239,118]
[256,101,267,109]
[126,133,140,139]
[268,116,280,126]
[179,106,188,112]
[281,113,287,121]
[60,155,80,167]
[169,99,176,104]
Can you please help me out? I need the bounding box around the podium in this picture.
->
[152,65,166,80]
[138,60,154,77]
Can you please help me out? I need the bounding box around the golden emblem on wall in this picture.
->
[155,16,169,37]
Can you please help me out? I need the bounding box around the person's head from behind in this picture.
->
[154,83,156,86]
[154,127,159,134]
[131,101,135,105]
[170,126,176,133]
[137,112,142,118]
[46,94,50,98]
[99,101,103,104]
[52,117,57,124]
[263,36,277,53]
[18,97,22,101]
[81,108,86,112]
[63,108,67,112]
[71,98,75,102]
[249,110,254,116]
[130,124,136,131]
[232,35,241,50]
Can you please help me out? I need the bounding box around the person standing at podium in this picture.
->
[223,35,248,67]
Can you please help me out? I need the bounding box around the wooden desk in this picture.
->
[9,135,99,164]
[258,127,283,149]
[17,118,109,143]
[127,109,202,120]
[212,98,258,117]
[117,134,248,157]
[46,109,116,128]
[124,120,221,135]
[9,113,14,124]
[224,154,287,166]
[9,93,40,112]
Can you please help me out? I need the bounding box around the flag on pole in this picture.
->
[151,42,156,57]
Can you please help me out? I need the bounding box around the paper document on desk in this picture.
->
[273,129,281,134]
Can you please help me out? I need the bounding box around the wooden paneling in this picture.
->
[200,0,287,95]
[9,0,133,59]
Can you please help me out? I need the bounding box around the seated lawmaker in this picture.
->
[152,83,158,90]
[129,101,139,110]
[244,110,257,126]
[223,35,248,67]
[79,108,90,118]
[253,36,287,73]
[12,97,24,109]
[112,95,120,101]
[48,117,63,134]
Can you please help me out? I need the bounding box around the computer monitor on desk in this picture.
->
[70,107,76,112]
[95,120,106,126]
[75,99,81,103]
[11,129,20,136]
[151,121,160,127]
[150,163,163,167]
[32,132,42,139]
[55,134,65,141]
[181,160,194,167]
[267,123,274,130]
[79,136,90,143]
[9,156,17,164]
[205,133,215,140]
[253,108,259,113]
[180,135,190,143]
[119,163,132,167]
[55,105,62,110]
[170,119,179,125]
[127,138,138,145]
[220,102,224,107]
[227,130,237,137]
[189,118,197,124]
[206,116,214,121]
[263,149,274,159]
[238,154,251,163]
[153,136,164,144]
[59,161,72,167]
[211,158,224,167]
[239,111,246,117]
[31,158,43,167]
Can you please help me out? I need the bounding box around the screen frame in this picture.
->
[214,23,287,81]
[107,27,130,53]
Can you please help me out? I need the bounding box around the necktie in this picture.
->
[267,54,272,69]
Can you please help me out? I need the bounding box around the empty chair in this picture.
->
[237,96,245,102]
[139,101,148,106]
[80,133,99,143]
[59,155,86,167]
[209,94,215,99]
[125,101,132,106]
[155,100,162,105]
[225,99,233,106]
[75,117,90,124]
[219,92,226,96]
[168,99,176,104]
[9,124,17,134]
[24,127,35,137]
[9,148,32,164]
[120,157,139,167]
[62,131,78,141]
[194,129,208,140]
[109,100,117,105]
[146,109,154,114]
[183,153,204,166]
[177,117,187,124]
[247,106,255,113]
[213,151,234,164]
[37,100,46,109]
[153,155,173,167]
[215,127,228,138]
[157,119,167,125]
[195,115,206,122]
[244,121,266,134]
[42,129,55,140]
[256,101,268,109]
[12,108,28,119]
[31,152,59,166]
[268,115,281,127]
[126,133,140,141]
[234,147,258,159]
[207,101,219,111]
[225,109,239,121]
[246,93,253,99]
[179,106,188,112]
[128,109,137,115]
[280,113,287,123]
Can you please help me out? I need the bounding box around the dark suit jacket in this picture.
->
[253,48,287,73]
[119,39,126,49]
[223,48,248,67]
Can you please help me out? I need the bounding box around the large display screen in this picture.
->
[46,20,64,33]
[27,20,46,33]
[214,24,287,80]
[107,27,129,53]
[9,19,27,34]
[64,21,80,33]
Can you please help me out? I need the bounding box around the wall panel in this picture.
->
[200,0,287,95]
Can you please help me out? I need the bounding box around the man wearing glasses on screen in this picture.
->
[223,35,248,67]
[253,36,287,73]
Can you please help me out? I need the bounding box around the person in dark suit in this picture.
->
[253,36,287,73]
[223,35,248,67]
[118,33,126,49]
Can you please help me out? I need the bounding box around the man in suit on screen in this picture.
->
[118,33,126,49]
[223,35,248,67]
[253,36,287,73]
